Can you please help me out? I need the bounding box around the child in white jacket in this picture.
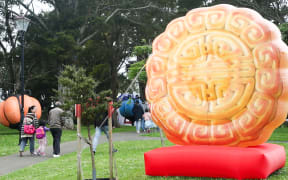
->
[143,109,156,133]
[36,120,50,156]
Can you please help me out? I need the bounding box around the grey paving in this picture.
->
[0,132,161,176]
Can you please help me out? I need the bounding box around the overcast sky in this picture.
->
[17,0,53,15]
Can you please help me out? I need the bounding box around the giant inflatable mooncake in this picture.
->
[145,4,288,147]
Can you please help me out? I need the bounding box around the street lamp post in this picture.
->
[15,14,30,122]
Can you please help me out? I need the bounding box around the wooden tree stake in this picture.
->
[108,115,113,180]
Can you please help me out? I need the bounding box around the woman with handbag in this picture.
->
[19,105,39,157]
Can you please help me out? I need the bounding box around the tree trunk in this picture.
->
[7,54,18,93]
[110,66,118,99]
[112,110,120,128]
[139,82,146,101]
[88,125,96,180]
[159,128,165,147]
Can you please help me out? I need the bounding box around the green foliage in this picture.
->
[279,23,288,44]
[127,60,147,83]
[132,44,152,59]
[24,29,80,107]
[57,65,118,126]
[127,44,152,83]
[177,0,206,15]
[89,63,111,92]
[56,65,98,125]
[57,65,97,105]
[45,32,79,64]
[81,90,112,126]
[82,89,121,126]
[117,74,132,93]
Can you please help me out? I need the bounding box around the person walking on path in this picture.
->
[92,111,109,153]
[140,100,148,132]
[132,100,144,134]
[36,120,50,156]
[19,105,39,157]
[48,101,64,157]
[92,97,117,154]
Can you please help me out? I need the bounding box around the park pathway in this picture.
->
[0,132,160,176]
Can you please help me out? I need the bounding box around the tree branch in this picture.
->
[122,16,145,26]
[78,30,99,46]
[236,0,283,23]
[26,0,35,15]
[77,133,91,145]
[104,2,158,24]
[25,70,53,82]
[104,8,121,24]
[44,0,59,16]
[79,2,160,46]
[0,41,7,54]
[117,59,126,72]
[44,0,56,7]
[16,0,49,30]
[26,61,37,75]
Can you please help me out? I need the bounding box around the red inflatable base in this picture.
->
[144,143,285,179]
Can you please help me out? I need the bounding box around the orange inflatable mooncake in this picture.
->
[145,4,288,147]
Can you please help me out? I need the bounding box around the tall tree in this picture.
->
[0,0,21,93]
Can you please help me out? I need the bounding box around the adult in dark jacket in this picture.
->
[48,101,64,158]
[132,100,144,133]
[19,105,39,157]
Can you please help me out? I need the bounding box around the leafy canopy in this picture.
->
[127,44,152,83]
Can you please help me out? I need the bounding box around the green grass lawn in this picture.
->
[1,125,288,179]
[267,126,288,142]
[0,124,135,157]
[0,140,287,180]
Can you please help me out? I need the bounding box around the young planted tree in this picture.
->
[57,65,113,180]
[82,90,116,180]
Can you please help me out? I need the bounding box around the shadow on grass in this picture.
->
[269,168,286,177]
